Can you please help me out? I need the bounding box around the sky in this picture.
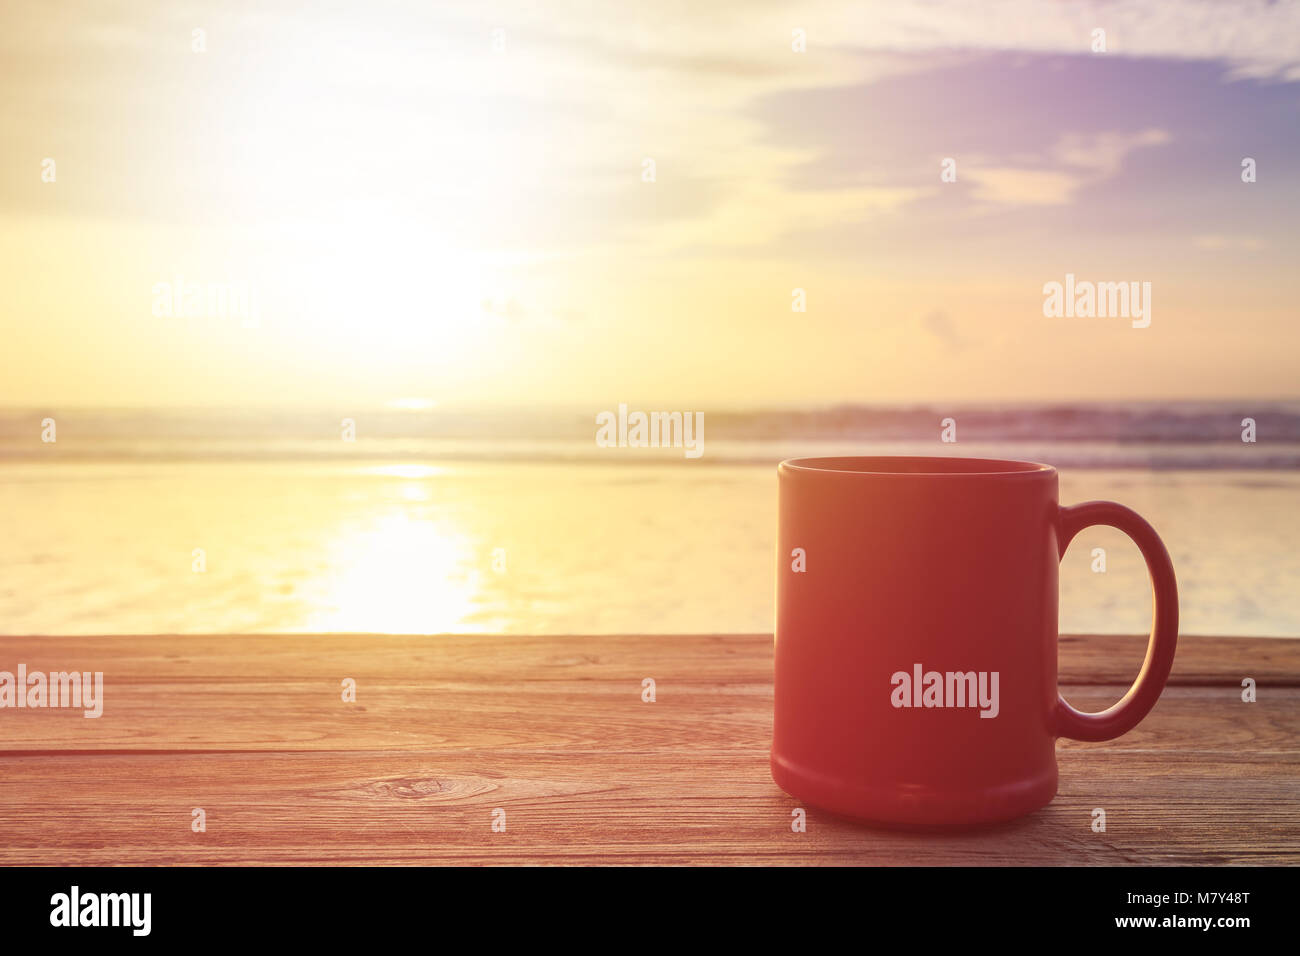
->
[2,0,1298,408]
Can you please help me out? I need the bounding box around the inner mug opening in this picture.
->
[780,456,1055,476]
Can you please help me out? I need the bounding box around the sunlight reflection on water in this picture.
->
[1,459,1297,636]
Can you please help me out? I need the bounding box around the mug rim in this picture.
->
[779,455,1057,477]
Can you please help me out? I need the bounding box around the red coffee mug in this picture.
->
[771,456,1178,826]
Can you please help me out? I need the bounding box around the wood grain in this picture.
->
[0,633,1296,864]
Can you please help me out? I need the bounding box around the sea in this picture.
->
[2,402,1298,636]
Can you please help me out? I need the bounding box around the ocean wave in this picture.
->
[2,403,1298,469]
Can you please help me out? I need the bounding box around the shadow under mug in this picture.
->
[771,456,1179,826]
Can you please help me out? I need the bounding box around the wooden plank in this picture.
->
[1056,633,1300,686]
[0,634,1295,864]
[0,749,1293,865]
[0,681,1294,754]
[0,635,1295,753]
[1,633,1297,755]
[3,633,1297,686]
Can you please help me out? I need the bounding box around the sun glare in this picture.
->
[307,512,481,633]
[386,398,439,411]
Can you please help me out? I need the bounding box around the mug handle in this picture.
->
[1056,501,1179,742]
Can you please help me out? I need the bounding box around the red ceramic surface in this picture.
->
[772,456,1178,826]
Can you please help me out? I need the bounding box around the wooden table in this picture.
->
[1,634,1296,865]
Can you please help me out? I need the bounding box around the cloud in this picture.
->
[922,310,976,351]
[1193,235,1267,251]
[830,1,1300,79]
[0,0,1293,258]
[1053,128,1172,177]
[962,128,1172,206]
[963,168,1082,206]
